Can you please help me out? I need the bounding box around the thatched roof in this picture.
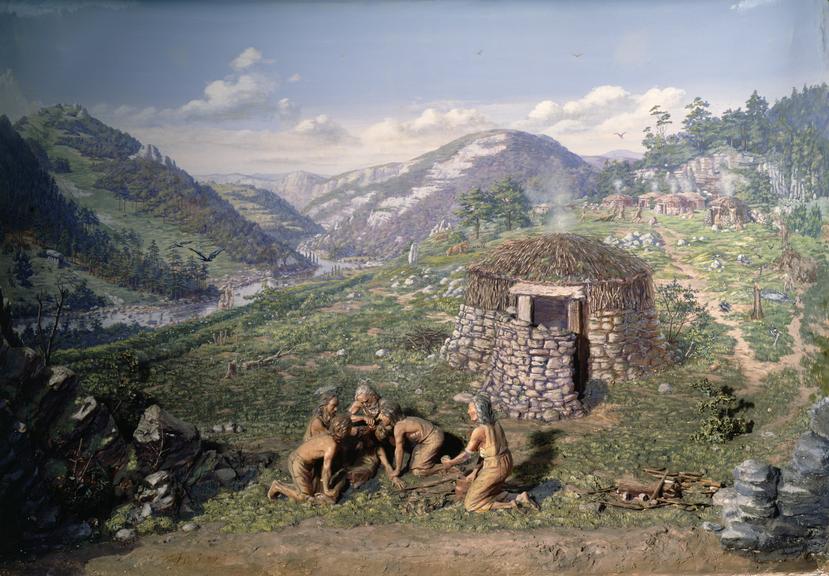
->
[602,193,635,205]
[679,192,706,201]
[465,233,655,312]
[710,195,748,209]
[656,193,691,206]
[638,192,662,200]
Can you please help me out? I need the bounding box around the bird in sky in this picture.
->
[476,49,483,56]
[186,246,224,262]
[572,52,584,58]
[614,132,626,139]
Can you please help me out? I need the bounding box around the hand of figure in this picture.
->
[391,477,405,490]
[365,417,375,427]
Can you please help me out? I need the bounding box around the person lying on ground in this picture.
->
[268,415,351,504]
[441,395,538,512]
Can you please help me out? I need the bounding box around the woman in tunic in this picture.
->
[304,392,339,440]
[442,395,538,512]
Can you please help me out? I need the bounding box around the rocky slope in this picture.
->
[199,171,329,211]
[303,129,595,258]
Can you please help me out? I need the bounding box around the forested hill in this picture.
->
[0,115,111,261]
[16,105,311,273]
[770,84,829,137]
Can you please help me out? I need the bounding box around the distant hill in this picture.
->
[302,129,595,258]
[582,149,643,169]
[769,83,829,138]
[17,105,312,273]
[199,171,329,210]
[207,181,323,245]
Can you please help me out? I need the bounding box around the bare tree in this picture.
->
[35,283,70,365]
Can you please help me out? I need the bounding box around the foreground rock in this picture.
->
[718,398,829,557]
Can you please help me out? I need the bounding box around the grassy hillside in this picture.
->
[54,205,828,535]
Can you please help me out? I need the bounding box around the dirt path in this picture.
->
[2,521,822,576]
[657,227,814,389]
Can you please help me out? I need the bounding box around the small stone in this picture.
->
[702,521,723,533]
[453,392,473,404]
[414,388,423,396]
[115,528,136,542]
[375,349,388,358]
[215,468,237,487]
[336,349,347,357]
[180,522,199,533]
[658,383,672,394]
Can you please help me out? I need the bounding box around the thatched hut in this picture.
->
[637,192,662,209]
[602,193,635,211]
[441,234,668,422]
[705,196,752,228]
[654,194,692,216]
[679,192,706,211]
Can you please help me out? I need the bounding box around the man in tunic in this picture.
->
[376,400,445,483]
[441,395,538,512]
[267,415,351,504]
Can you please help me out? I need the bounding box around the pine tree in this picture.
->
[683,97,718,153]
[454,187,494,240]
[491,178,530,231]
[13,250,34,287]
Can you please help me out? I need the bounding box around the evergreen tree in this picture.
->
[454,187,494,239]
[745,90,770,154]
[13,250,34,287]
[491,178,530,231]
[682,97,718,153]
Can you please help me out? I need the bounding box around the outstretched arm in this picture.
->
[393,426,406,476]
[321,446,337,496]
[377,444,404,489]
[442,427,484,468]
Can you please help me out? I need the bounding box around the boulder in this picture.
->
[809,398,829,440]
[136,470,179,515]
[133,405,201,477]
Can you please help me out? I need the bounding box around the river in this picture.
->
[15,253,376,332]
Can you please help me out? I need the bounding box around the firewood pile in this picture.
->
[587,467,721,512]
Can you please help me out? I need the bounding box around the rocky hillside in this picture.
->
[207,181,323,246]
[200,171,329,211]
[303,129,595,258]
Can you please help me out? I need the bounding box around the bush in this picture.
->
[690,378,752,443]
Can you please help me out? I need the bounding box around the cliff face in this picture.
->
[303,129,595,258]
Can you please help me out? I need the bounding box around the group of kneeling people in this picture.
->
[267,384,539,512]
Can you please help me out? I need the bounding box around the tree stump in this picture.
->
[224,361,237,380]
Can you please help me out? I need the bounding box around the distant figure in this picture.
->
[218,283,234,310]
[442,395,537,512]
[648,216,658,227]
[376,400,445,482]
[267,415,352,504]
[633,204,643,223]
[304,391,339,441]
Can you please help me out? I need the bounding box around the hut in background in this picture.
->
[441,234,669,423]
[654,194,692,216]
[602,193,635,211]
[637,192,662,209]
[679,192,707,211]
[705,196,752,228]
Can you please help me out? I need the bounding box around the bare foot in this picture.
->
[267,481,284,501]
[516,491,540,511]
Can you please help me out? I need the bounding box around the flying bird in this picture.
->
[186,246,224,262]
[476,49,483,56]
[572,52,584,58]
[614,132,626,139]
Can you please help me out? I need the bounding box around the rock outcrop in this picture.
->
[717,398,829,556]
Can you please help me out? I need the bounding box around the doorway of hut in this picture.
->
[530,296,590,396]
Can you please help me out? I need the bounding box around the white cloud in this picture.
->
[172,73,277,120]
[518,85,688,155]
[277,97,301,124]
[293,114,355,144]
[731,0,778,12]
[231,47,264,70]
[364,106,492,143]
[0,69,38,121]
[288,73,302,83]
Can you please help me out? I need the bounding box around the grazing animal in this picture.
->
[186,246,224,262]
[446,241,470,256]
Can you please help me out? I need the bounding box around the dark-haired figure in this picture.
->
[442,395,537,512]
[267,415,351,504]
[304,392,338,441]
[376,400,445,483]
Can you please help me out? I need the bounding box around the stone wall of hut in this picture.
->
[586,307,668,382]
[441,304,584,422]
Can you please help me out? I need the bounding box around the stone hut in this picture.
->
[679,192,706,211]
[637,192,662,209]
[654,193,692,216]
[441,234,669,422]
[44,249,66,268]
[602,193,635,211]
[705,196,752,228]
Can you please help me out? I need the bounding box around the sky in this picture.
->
[0,0,827,176]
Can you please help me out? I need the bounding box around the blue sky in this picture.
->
[1,0,827,174]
